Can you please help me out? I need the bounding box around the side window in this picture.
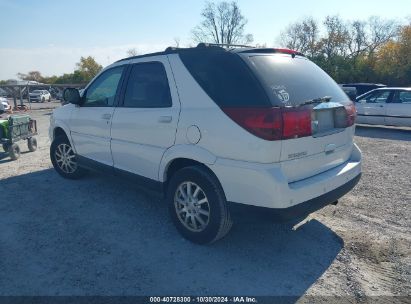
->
[360,91,390,104]
[83,66,124,107]
[123,62,172,108]
[392,91,411,103]
[357,93,371,103]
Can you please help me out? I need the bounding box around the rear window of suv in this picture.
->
[179,51,271,107]
[244,54,349,107]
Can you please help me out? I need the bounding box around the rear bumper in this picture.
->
[228,173,361,221]
[210,143,362,211]
[264,173,360,220]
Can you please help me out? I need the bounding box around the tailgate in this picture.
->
[280,103,354,183]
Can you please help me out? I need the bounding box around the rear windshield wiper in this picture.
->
[299,96,332,106]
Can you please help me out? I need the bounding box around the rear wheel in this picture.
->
[167,166,232,244]
[50,136,86,179]
[27,137,37,152]
[9,143,20,160]
[2,143,9,152]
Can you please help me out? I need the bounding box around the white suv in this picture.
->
[49,44,362,244]
[0,97,11,113]
[29,90,51,102]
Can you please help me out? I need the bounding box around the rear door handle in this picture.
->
[101,113,112,120]
[158,116,172,123]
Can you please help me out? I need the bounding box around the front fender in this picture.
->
[51,119,77,153]
[158,144,217,182]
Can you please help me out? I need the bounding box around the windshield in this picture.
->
[32,90,42,94]
[244,54,349,107]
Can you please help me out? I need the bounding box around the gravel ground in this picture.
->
[0,108,410,302]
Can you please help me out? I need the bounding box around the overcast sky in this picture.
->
[0,0,410,80]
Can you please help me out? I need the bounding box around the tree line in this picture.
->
[4,56,103,85]
[192,1,411,86]
[6,1,411,87]
[279,15,411,86]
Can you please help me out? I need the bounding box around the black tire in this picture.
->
[2,143,9,152]
[50,135,86,179]
[167,166,232,244]
[27,137,37,152]
[41,97,45,103]
[9,143,20,160]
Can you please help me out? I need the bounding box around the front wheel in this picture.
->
[50,136,86,179]
[167,166,232,244]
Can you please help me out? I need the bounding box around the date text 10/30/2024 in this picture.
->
[149,296,257,303]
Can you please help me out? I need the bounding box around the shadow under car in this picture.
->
[0,168,343,300]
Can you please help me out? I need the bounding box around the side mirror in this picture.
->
[63,88,82,105]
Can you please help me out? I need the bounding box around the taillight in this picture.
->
[281,106,312,139]
[222,108,283,140]
[222,106,312,141]
[345,103,356,127]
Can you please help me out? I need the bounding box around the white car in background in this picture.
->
[29,90,51,103]
[0,97,11,113]
[356,88,411,127]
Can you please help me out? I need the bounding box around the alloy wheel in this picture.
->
[54,143,77,174]
[174,181,210,232]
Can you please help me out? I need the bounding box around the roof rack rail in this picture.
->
[164,46,186,52]
[196,42,254,49]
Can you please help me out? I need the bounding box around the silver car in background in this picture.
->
[356,87,411,127]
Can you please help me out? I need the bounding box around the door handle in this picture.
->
[101,113,112,120]
[379,105,384,107]
[158,116,172,123]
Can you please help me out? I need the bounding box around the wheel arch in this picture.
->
[165,158,217,184]
[53,127,67,140]
[159,145,217,183]
[51,121,77,153]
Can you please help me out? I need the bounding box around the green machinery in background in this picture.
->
[0,114,38,160]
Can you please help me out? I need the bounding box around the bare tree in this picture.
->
[279,15,399,60]
[366,16,399,54]
[127,48,139,57]
[319,15,350,58]
[192,1,253,45]
[173,37,181,48]
[347,20,368,58]
[279,17,319,57]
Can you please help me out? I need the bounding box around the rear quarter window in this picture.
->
[179,51,270,107]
